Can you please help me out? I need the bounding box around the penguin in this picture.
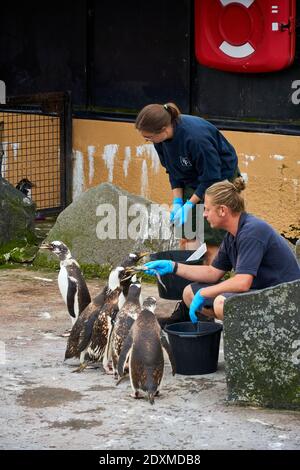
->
[117,297,176,404]
[40,241,91,326]
[142,296,157,312]
[66,265,136,373]
[16,178,35,198]
[74,286,121,373]
[65,252,148,372]
[110,282,142,377]
[101,255,147,372]
[106,266,129,310]
[118,252,149,298]
[120,252,149,269]
[64,284,110,363]
[111,251,149,303]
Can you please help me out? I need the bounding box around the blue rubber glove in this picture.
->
[143,260,174,276]
[173,200,195,226]
[170,197,183,223]
[189,290,205,324]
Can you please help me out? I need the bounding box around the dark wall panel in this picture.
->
[93,0,191,113]
[1,0,299,124]
[193,5,300,123]
[0,1,87,106]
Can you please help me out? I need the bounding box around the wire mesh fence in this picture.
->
[0,92,72,214]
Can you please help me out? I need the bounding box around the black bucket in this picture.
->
[165,321,223,375]
[150,250,203,300]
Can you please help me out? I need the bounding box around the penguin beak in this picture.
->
[124,266,147,276]
[136,251,150,261]
[122,266,142,282]
[121,271,135,282]
[40,243,53,251]
[123,267,136,275]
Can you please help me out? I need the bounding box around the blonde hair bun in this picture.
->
[232,176,246,193]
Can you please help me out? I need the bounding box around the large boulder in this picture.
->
[34,183,176,274]
[224,280,300,410]
[0,177,38,263]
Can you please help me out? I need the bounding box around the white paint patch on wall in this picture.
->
[136,145,144,157]
[72,150,85,200]
[136,144,160,173]
[141,159,148,197]
[102,144,119,183]
[123,146,131,177]
[1,142,9,177]
[88,145,96,185]
[1,142,21,175]
[238,152,258,166]
[271,154,285,161]
[12,142,20,159]
[292,179,299,196]
[241,172,248,183]
[241,154,256,166]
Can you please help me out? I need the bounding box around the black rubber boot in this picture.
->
[158,301,215,328]
[158,301,190,329]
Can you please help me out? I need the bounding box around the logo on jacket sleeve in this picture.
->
[180,156,192,167]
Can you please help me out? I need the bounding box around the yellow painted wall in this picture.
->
[72,119,169,204]
[226,131,300,240]
[73,119,300,239]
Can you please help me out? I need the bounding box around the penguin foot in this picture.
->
[60,329,72,338]
[130,391,143,400]
[148,393,155,405]
[72,362,88,373]
[115,374,128,385]
[103,365,114,375]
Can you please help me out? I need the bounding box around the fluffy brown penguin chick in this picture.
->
[72,287,121,373]
[64,285,110,364]
[117,296,176,404]
[110,282,142,378]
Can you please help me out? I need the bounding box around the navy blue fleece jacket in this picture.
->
[154,115,238,199]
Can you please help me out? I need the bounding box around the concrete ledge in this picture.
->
[223,280,300,410]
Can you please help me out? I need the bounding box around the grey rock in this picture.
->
[0,177,37,262]
[34,183,176,270]
[224,280,300,410]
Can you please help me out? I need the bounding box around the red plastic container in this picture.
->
[195,0,296,73]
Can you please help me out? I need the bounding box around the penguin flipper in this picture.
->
[78,309,100,352]
[161,335,176,376]
[67,278,78,319]
[117,332,133,378]
[68,263,91,310]
[65,327,79,359]
[65,313,87,359]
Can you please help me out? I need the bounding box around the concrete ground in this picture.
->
[0,267,299,450]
